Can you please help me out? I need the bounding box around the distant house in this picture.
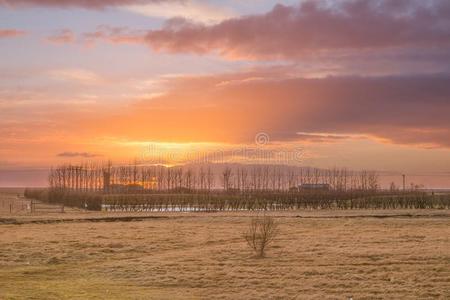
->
[299,183,331,191]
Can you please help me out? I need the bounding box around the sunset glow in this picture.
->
[1,0,449,187]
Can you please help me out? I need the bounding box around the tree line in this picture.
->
[48,163,380,193]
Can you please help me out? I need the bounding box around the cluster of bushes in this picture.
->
[24,188,48,202]
[102,191,450,211]
[24,188,102,211]
[102,193,241,212]
[343,193,450,209]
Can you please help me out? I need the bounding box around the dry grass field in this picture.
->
[1,209,449,299]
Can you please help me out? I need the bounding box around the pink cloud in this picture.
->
[0,0,177,9]
[82,26,146,46]
[46,29,75,44]
[45,26,146,46]
[0,29,26,38]
[140,0,450,60]
[56,0,449,74]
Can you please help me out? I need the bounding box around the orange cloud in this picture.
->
[2,67,449,149]
[1,71,450,178]
[56,152,100,158]
[77,70,450,148]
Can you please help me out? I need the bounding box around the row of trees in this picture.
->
[25,187,450,212]
[48,163,380,193]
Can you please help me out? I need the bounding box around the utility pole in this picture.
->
[402,174,406,191]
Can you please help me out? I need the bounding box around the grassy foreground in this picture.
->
[0,212,449,299]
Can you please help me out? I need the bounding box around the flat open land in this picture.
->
[1,208,449,299]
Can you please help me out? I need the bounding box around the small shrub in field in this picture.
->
[244,215,279,258]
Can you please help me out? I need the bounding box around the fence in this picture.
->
[0,197,30,214]
[30,199,65,213]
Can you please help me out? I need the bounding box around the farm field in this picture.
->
[1,210,449,299]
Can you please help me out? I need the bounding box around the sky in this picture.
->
[0,0,449,187]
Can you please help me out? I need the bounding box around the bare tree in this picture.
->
[206,166,214,192]
[243,215,279,258]
[185,168,193,191]
[198,167,206,191]
[240,168,249,192]
[222,167,232,191]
